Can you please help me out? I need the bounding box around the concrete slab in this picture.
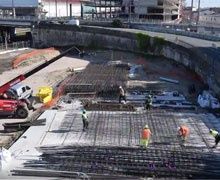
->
[1,98,220,178]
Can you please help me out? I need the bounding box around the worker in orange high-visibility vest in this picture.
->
[178,125,190,142]
[140,125,152,148]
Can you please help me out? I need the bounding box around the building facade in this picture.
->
[0,0,180,20]
[121,0,179,21]
[0,0,87,18]
[41,0,82,17]
[0,0,38,17]
[199,8,220,26]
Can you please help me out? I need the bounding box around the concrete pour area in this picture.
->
[4,102,220,179]
[1,50,220,179]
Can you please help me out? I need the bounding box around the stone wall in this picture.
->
[32,24,220,95]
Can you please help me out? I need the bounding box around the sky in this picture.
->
[186,0,220,8]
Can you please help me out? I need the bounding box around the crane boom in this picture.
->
[0,46,80,94]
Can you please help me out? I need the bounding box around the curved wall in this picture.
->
[32,24,220,96]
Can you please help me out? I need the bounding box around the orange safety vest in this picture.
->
[142,129,151,139]
[180,126,189,136]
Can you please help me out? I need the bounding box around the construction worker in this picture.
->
[210,129,220,148]
[24,98,36,111]
[82,110,89,131]
[140,125,152,148]
[178,125,190,143]
[119,86,126,104]
[145,94,152,110]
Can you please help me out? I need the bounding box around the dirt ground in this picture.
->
[0,48,32,74]
[0,55,89,94]
[83,50,204,101]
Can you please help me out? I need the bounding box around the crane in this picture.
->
[0,46,80,118]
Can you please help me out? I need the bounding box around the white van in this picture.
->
[66,19,80,26]
[7,84,33,99]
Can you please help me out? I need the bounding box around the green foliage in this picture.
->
[136,33,166,53]
[136,33,150,51]
[154,36,166,46]
[153,36,166,53]
[112,19,123,28]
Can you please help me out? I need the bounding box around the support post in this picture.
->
[12,0,16,18]
[55,0,58,17]
[81,3,84,19]
[70,4,72,18]
[190,0,194,24]
[99,0,101,18]
[66,0,68,17]
[110,0,112,18]
[197,0,201,25]
[4,31,8,50]
[105,0,107,18]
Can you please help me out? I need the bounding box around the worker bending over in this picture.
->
[145,94,152,110]
[178,125,190,143]
[140,125,152,148]
[82,110,89,131]
[210,129,220,148]
[119,86,126,104]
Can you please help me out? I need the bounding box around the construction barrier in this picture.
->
[43,75,74,108]
[12,48,59,68]
[36,86,53,104]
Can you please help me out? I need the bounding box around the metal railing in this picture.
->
[0,15,38,21]
[0,41,30,51]
[132,25,220,41]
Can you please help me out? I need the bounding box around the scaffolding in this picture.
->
[93,0,122,18]
[120,0,183,21]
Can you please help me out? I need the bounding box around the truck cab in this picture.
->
[7,84,33,100]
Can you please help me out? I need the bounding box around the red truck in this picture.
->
[0,75,32,118]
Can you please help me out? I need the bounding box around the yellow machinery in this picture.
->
[36,86,53,103]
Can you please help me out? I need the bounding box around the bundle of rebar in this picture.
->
[83,101,135,111]
[64,64,128,97]
[22,145,220,179]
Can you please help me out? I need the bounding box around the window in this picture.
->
[22,87,26,93]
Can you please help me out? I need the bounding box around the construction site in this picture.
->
[0,41,220,179]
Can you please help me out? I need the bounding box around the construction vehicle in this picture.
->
[0,46,79,118]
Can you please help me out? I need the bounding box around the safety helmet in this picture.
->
[210,129,213,133]
[83,109,86,113]
[144,125,149,129]
[177,127,181,131]
[119,86,122,89]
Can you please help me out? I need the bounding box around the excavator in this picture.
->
[0,46,80,118]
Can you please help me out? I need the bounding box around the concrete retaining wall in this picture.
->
[32,24,220,95]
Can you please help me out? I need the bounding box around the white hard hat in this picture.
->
[144,125,149,129]
[119,86,122,89]
[177,127,181,131]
